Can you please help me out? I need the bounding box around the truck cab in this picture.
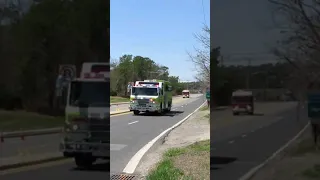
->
[231,90,254,115]
[60,62,109,168]
[182,90,190,98]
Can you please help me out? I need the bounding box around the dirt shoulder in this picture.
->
[250,124,320,180]
[135,106,210,179]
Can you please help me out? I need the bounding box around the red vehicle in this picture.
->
[231,90,254,115]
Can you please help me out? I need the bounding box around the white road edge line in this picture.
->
[128,121,139,125]
[122,101,207,174]
[238,121,310,180]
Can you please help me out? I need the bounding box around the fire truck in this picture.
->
[129,79,172,115]
[231,90,254,115]
[59,62,109,168]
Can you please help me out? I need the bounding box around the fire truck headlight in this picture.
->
[72,124,79,131]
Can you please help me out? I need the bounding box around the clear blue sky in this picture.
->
[110,0,210,82]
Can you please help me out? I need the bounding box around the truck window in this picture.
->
[69,81,109,107]
[91,65,109,73]
[232,96,252,102]
[132,87,158,96]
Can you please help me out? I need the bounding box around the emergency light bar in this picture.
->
[144,79,157,82]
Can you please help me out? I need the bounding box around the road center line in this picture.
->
[128,121,139,125]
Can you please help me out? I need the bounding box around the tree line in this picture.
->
[0,0,108,112]
[211,46,296,106]
[110,55,201,97]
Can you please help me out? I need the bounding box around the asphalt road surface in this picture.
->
[211,103,308,180]
[0,94,204,180]
[0,94,201,159]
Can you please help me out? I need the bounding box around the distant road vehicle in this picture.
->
[231,90,254,115]
[182,90,190,98]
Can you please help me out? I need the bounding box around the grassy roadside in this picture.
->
[147,140,210,180]
[110,96,130,103]
[251,130,320,180]
[0,110,64,131]
[290,138,320,179]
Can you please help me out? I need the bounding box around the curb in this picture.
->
[111,102,130,106]
[111,110,131,115]
[238,121,310,180]
[0,156,69,171]
[1,128,62,139]
[123,101,207,174]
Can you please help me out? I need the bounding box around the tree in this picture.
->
[111,54,182,96]
[188,24,210,87]
[0,0,109,111]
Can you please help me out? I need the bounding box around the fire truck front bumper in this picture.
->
[129,103,160,112]
[60,141,109,158]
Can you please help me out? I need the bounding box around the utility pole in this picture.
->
[220,55,224,67]
[246,58,252,89]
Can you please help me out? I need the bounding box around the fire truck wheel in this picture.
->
[75,155,95,168]
[133,110,140,115]
[233,112,239,116]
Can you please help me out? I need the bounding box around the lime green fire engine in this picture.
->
[129,79,173,115]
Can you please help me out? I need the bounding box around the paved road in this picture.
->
[0,94,202,159]
[0,94,204,179]
[110,95,183,112]
[211,102,308,180]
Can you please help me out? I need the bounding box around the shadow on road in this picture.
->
[252,113,264,116]
[72,162,109,172]
[136,110,184,117]
[236,113,264,116]
[210,156,237,170]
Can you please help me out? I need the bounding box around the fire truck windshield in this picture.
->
[69,81,109,107]
[131,87,158,96]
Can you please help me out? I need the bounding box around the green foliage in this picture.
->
[111,54,194,96]
[211,46,292,106]
[0,0,109,111]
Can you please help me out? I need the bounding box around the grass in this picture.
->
[200,106,209,111]
[286,136,320,179]
[110,96,130,103]
[288,138,319,156]
[147,140,210,180]
[302,164,320,178]
[0,110,64,131]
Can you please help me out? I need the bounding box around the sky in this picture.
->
[211,0,281,66]
[110,0,210,82]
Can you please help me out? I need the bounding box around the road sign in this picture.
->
[308,92,320,119]
[206,90,210,100]
[59,64,76,80]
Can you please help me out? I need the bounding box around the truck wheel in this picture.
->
[74,155,95,169]
[133,110,140,115]
[233,112,239,116]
